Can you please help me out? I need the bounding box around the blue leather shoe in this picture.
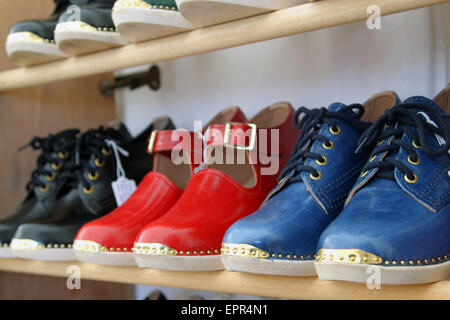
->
[315,85,450,285]
[221,91,400,276]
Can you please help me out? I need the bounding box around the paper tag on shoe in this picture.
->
[111,176,137,207]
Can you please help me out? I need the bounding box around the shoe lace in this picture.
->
[19,129,79,191]
[61,126,127,191]
[279,104,365,184]
[356,103,450,181]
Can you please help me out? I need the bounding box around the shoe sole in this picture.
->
[315,261,450,285]
[135,254,224,271]
[54,21,127,56]
[75,250,136,266]
[0,247,14,258]
[112,7,193,43]
[6,32,67,66]
[221,255,316,276]
[12,248,76,261]
[177,0,307,27]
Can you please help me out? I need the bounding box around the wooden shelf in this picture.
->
[0,0,448,92]
[0,259,448,299]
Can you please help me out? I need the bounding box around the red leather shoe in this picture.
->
[73,107,247,265]
[134,102,299,271]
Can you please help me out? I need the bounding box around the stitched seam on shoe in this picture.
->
[417,164,450,209]
[315,159,366,209]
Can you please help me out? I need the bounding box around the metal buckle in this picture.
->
[147,130,158,154]
[223,122,257,151]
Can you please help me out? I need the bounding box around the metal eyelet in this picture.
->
[83,185,94,194]
[322,141,334,150]
[39,185,49,192]
[407,155,420,165]
[315,156,328,165]
[51,162,63,170]
[310,170,322,180]
[412,140,422,149]
[361,170,368,178]
[369,155,377,162]
[58,151,69,159]
[45,173,56,181]
[377,140,384,146]
[404,173,418,183]
[94,158,106,167]
[329,125,341,135]
[88,172,99,181]
[102,148,112,156]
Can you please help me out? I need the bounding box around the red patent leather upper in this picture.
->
[75,108,247,251]
[135,102,299,255]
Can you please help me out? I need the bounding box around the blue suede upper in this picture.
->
[317,97,450,266]
[222,103,373,260]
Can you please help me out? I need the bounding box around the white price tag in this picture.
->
[111,176,137,206]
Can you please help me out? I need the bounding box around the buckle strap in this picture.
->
[147,130,200,154]
[207,122,258,151]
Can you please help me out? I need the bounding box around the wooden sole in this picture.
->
[55,21,127,56]
[113,7,193,43]
[177,0,308,27]
[6,33,67,67]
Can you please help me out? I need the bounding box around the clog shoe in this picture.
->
[55,0,127,56]
[10,118,171,261]
[112,0,193,43]
[315,85,450,285]
[221,91,400,276]
[74,107,246,265]
[134,102,298,271]
[6,0,70,66]
[0,129,79,258]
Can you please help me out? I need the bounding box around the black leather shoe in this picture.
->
[55,0,127,56]
[6,0,70,66]
[0,129,79,258]
[11,117,175,261]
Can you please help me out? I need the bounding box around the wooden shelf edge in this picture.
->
[0,259,448,299]
[0,0,448,91]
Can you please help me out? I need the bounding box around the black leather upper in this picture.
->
[12,117,176,246]
[0,129,79,244]
[58,0,117,28]
[9,0,71,40]
[9,0,117,40]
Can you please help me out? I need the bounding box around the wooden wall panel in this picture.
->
[0,0,134,299]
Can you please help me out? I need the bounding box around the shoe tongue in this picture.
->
[403,96,445,113]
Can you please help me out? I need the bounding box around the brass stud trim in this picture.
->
[221,243,270,259]
[315,249,382,265]
[11,239,45,250]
